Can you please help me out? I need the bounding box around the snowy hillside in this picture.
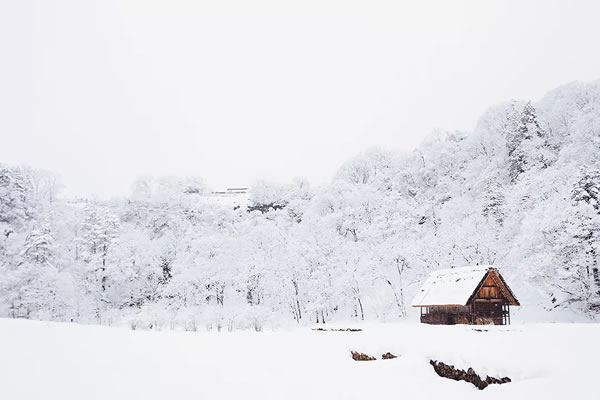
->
[1,319,598,400]
[1,80,600,327]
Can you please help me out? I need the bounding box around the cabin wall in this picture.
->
[419,304,510,325]
[470,273,510,325]
[476,275,503,299]
[420,306,472,325]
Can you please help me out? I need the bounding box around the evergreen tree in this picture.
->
[20,223,54,266]
[506,102,554,182]
[0,165,35,235]
[572,167,600,212]
[482,178,506,226]
[78,205,120,292]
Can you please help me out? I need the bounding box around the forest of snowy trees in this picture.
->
[1,81,599,330]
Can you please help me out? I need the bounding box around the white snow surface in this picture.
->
[1,318,597,400]
[411,265,492,307]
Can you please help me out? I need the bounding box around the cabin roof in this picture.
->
[411,265,518,307]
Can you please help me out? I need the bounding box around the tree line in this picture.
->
[1,81,599,330]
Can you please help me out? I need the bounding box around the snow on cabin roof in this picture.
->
[411,265,493,307]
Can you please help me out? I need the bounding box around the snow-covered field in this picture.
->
[1,319,598,400]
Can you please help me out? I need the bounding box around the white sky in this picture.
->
[1,0,599,199]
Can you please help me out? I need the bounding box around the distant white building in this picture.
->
[204,187,250,209]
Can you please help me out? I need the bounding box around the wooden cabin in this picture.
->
[411,266,519,325]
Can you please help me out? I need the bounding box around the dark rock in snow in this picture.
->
[312,328,363,332]
[430,360,511,390]
[350,351,376,361]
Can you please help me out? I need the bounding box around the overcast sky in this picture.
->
[1,0,599,198]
